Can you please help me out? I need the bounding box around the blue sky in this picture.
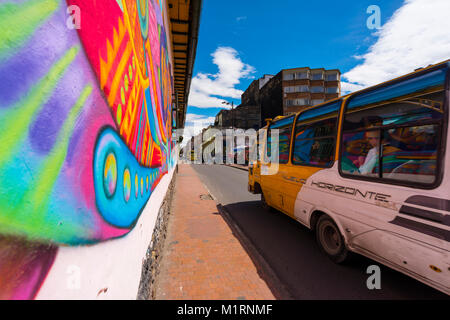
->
[183,0,450,137]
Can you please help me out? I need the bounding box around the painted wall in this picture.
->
[0,0,175,299]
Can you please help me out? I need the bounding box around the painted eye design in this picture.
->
[135,173,139,199]
[123,168,131,203]
[94,128,163,228]
[103,152,117,198]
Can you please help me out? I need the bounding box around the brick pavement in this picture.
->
[154,164,274,300]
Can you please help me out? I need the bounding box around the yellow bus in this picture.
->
[248,60,450,295]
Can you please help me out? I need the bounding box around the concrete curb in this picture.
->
[223,164,249,172]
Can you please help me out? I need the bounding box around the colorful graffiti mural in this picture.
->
[0,0,174,299]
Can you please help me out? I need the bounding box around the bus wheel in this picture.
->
[316,215,348,263]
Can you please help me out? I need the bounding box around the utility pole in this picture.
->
[231,101,234,129]
[221,101,234,129]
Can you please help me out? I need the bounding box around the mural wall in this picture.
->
[0,0,174,299]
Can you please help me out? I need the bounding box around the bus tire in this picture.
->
[316,215,348,264]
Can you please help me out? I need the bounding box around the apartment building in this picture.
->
[214,67,340,129]
[282,67,340,115]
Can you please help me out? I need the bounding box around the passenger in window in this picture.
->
[309,141,321,164]
[358,130,380,175]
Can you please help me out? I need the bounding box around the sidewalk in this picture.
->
[154,164,274,300]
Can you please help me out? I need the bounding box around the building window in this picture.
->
[311,72,324,80]
[326,73,339,81]
[284,86,295,93]
[285,99,295,107]
[310,86,324,93]
[283,73,295,81]
[296,98,310,106]
[296,72,309,79]
[326,87,339,94]
[311,99,325,105]
[286,98,310,107]
[296,85,309,92]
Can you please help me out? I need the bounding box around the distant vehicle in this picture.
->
[248,60,450,295]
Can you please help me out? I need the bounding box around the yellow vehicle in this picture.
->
[190,149,196,162]
[248,60,450,295]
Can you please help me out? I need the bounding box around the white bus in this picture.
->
[249,60,450,295]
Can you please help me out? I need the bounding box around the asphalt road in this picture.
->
[191,164,449,299]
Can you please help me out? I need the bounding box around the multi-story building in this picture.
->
[215,67,340,129]
[259,73,283,125]
[281,67,340,115]
[214,109,232,128]
[214,75,274,130]
[241,74,274,106]
[233,104,260,130]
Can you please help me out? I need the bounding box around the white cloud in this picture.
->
[181,114,216,143]
[187,90,229,109]
[341,0,450,94]
[188,47,255,108]
[185,114,216,125]
[340,81,365,93]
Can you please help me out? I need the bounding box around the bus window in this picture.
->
[382,125,439,183]
[341,88,445,186]
[292,100,340,167]
[292,117,336,167]
[266,116,294,164]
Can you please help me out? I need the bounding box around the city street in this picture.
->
[192,164,449,299]
[3,0,450,302]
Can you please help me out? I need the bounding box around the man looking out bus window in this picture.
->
[358,130,380,175]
